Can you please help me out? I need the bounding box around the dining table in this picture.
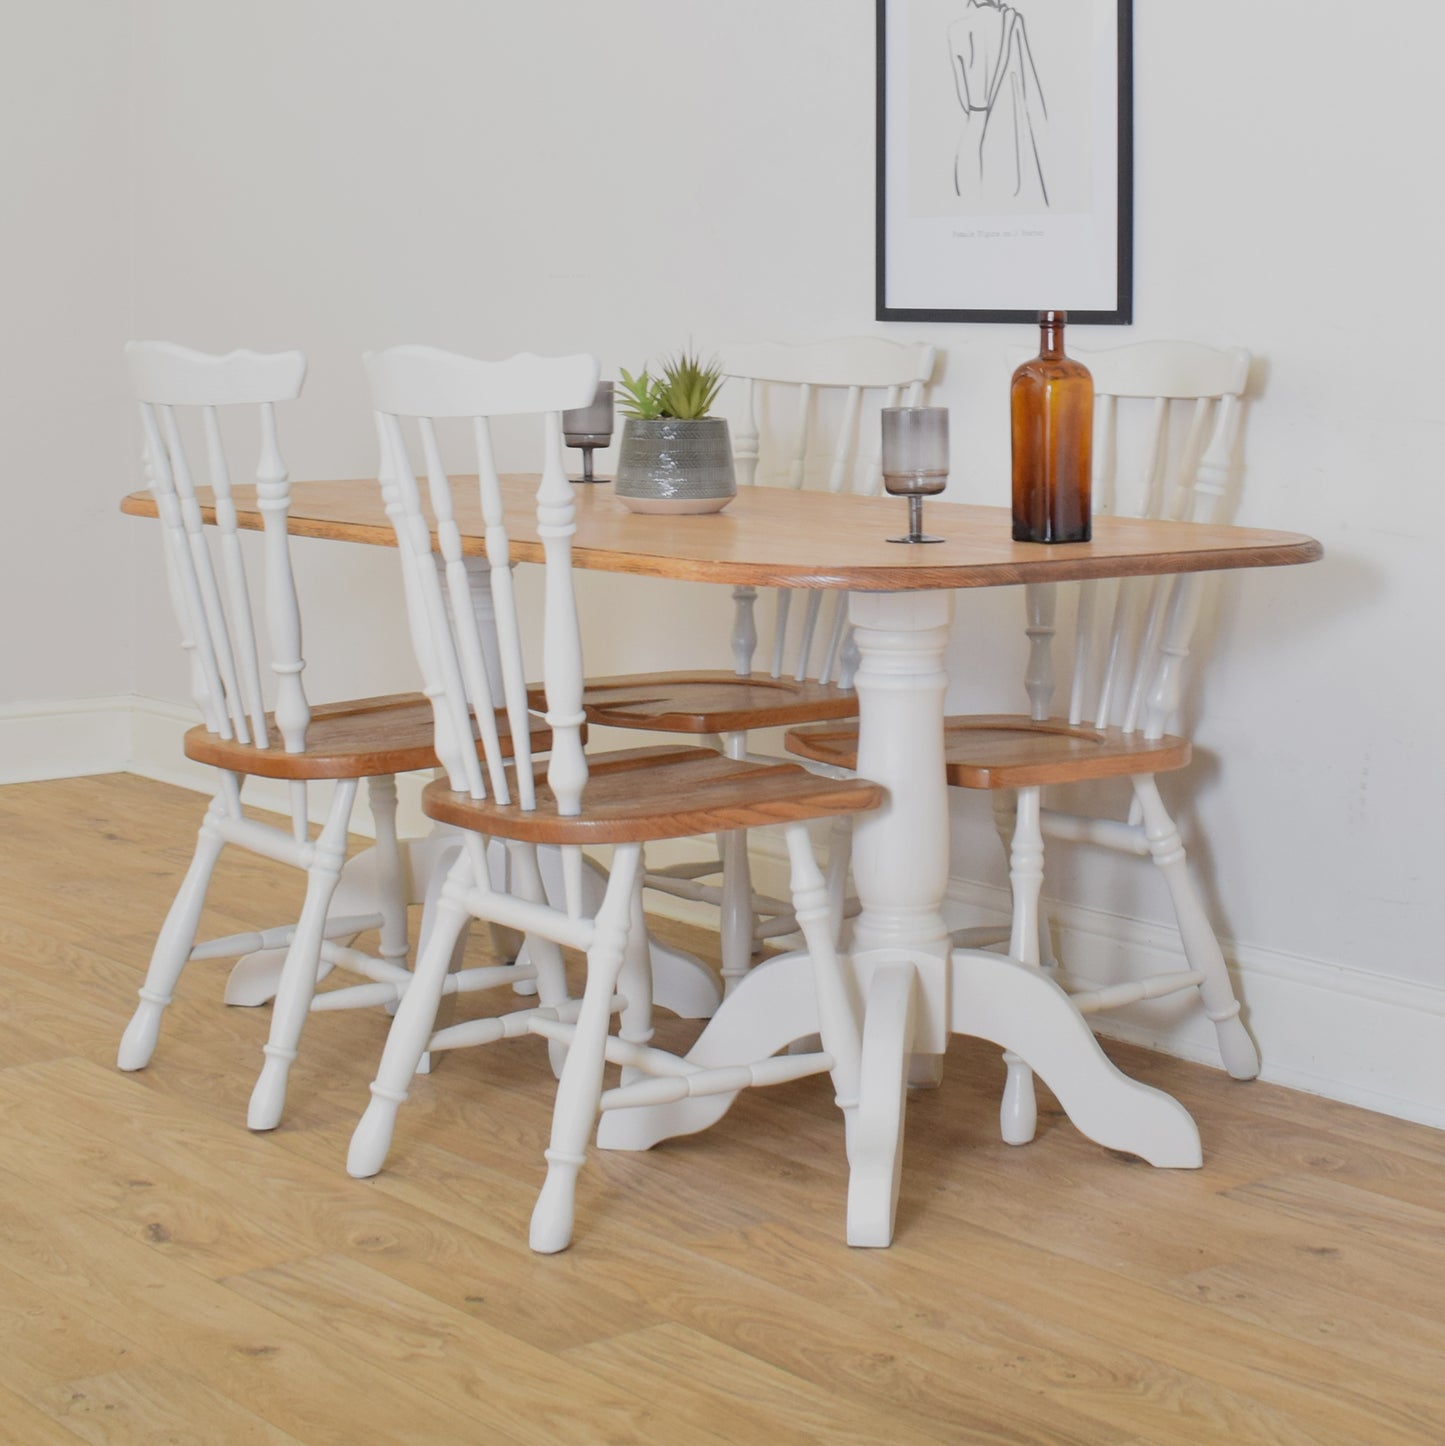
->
[123,475,1322,1245]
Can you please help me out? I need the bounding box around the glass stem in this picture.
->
[582,447,595,483]
[908,494,924,542]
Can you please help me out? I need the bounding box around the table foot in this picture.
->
[648,934,724,1020]
[224,946,308,1007]
[847,961,918,1248]
[596,951,818,1151]
[1000,1051,1038,1145]
[949,949,1202,1168]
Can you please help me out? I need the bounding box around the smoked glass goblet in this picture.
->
[881,405,948,544]
[563,380,614,484]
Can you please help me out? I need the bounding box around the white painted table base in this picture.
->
[595,588,1201,1246]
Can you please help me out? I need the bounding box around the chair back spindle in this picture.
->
[127,341,310,754]
[717,337,937,686]
[1009,342,1252,741]
[366,346,600,817]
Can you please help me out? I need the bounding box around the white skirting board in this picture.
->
[3,694,1442,1131]
[0,695,134,781]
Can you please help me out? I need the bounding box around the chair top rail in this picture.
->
[126,340,306,408]
[717,336,937,391]
[367,344,596,420]
[1006,340,1250,404]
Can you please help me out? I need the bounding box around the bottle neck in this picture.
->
[1039,318,1066,360]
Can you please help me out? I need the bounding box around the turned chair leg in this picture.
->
[530,843,642,1254]
[1132,776,1259,1079]
[348,852,476,1178]
[249,781,358,1130]
[367,774,411,972]
[1001,787,1046,1146]
[616,858,654,1084]
[988,790,1050,954]
[118,798,228,1071]
[991,791,1017,866]
[509,840,572,1079]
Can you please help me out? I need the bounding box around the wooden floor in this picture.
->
[1,775,1443,1444]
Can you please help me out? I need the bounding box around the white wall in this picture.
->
[8,1,1444,1120]
[0,3,132,707]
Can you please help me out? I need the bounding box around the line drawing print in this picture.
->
[949,0,1050,208]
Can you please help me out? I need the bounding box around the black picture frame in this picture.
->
[876,0,1133,325]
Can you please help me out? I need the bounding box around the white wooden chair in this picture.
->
[117,341,547,1131]
[579,337,936,993]
[344,345,883,1252]
[787,340,1259,1143]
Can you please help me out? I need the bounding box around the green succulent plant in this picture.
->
[616,349,724,421]
[615,366,667,420]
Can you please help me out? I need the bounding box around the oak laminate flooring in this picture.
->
[0,1258,152,1389]
[898,1136,1445,1322]
[892,1220,1444,1446]
[1,773,1442,1444]
[0,1381,95,1446]
[548,1223,1112,1444]
[34,1362,304,1446]
[224,1255,712,1446]
[688,1224,1323,1446]
[1163,1258,1445,1387]
[563,1323,958,1446]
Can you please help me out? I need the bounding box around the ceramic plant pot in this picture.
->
[614,416,736,514]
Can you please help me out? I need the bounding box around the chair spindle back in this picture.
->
[718,337,937,687]
[1014,342,1252,741]
[365,346,600,816]
[126,341,310,753]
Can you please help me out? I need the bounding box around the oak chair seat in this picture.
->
[573,671,859,735]
[422,744,883,846]
[786,714,1191,790]
[184,691,551,779]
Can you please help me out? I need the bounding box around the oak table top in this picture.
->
[121,476,1322,591]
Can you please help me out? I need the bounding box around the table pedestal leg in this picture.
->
[847,958,918,1246]
[949,948,1202,1167]
[846,591,955,1054]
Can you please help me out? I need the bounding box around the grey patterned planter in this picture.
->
[614,417,736,514]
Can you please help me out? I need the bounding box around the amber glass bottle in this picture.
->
[1011,310,1093,543]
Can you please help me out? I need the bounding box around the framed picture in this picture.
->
[875,0,1133,324]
